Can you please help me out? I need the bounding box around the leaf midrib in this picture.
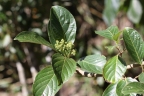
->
[35,72,56,95]
[107,29,114,39]
[126,31,141,63]
[82,61,98,72]
[61,57,66,82]
[52,8,67,40]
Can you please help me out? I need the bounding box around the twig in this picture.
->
[76,62,144,78]
[91,0,103,11]
[76,67,101,78]
[23,46,38,81]
[126,62,144,69]
[134,75,139,79]
[90,8,102,19]
[30,66,38,81]
[16,62,28,96]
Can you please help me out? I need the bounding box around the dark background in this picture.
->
[0,0,143,96]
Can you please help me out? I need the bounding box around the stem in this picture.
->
[134,75,139,79]
[76,67,100,77]
[115,41,124,57]
[64,49,68,57]
[116,46,121,53]
[76,62,144,78]
[16,62,29,96]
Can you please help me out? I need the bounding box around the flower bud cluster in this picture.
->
[54,39,76,57]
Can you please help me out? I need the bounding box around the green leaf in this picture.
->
[52,53,76,84]
[113,32,121,42]
[105,45,116,54]
[33,66,62,96]
[127,0,142,24]
[126,77,138,83]
[95,26,119,40]
[103,77,137,96]
[14,31,53,48]
[116,77,137,96]
[102,83,118,96]
[77,54,106,74]
[139,72,144,83]
[103,0,121,26]
[122,82,144,94]
[103,55,126,83]
[116,80,126,96]
[48,6,76,46]
[123,27,144,64]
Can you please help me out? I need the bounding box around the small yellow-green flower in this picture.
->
[54,39,76,57]
[60,39,64,44]
[66,42,72,49]
[71,49,76,56]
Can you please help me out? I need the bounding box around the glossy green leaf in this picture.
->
[103,55,126,83]
[139,72,144,83]
[127,0,142,24]
[52,53,76,84]
[122,82,144,94]
[48,6,76,46]
[33,66,62,96]
[102,83,118,96]
[103,77,137,96]
[123,27,144,64]
[116,77,137,96]
[103,0,121,26]
[116,80,126,96]
[126,77,138,83]
[77,54,106,74]
[95,26,119,40]
[14,31,53,48]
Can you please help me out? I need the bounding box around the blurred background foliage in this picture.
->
[0,0,144,96]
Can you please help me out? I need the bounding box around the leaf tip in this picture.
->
[13,37,18,40]
[13,32,23,41]
[124,27,131,30]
